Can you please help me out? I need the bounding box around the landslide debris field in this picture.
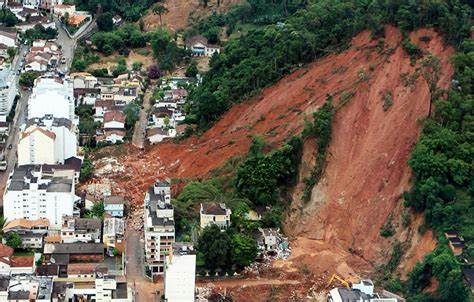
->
[89,26,454,294]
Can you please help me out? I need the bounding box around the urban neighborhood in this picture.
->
[0,0,471,302]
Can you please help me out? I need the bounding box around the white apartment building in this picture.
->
[0,65,17,122]
[27,77,76,122]
[3,165,80,228]
[144,180,175,278]
[18,116,78,166]
[164,243,196,302]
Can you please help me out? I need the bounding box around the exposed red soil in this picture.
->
[142,0,240,32]
[102,26,454,281]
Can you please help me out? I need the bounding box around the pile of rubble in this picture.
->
[126,207,144,232]
[94,157,125,176]
[195,286,214,302]
[86,180,112,197]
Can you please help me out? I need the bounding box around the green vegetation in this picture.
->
[92,24,147,56]
[86,202,105,219]
[72,43,100,72]
[76,105,101,146]
[302,98,334,201]
[235,136,302,206]
[197,224,257,273]
[19,72,39,88]
[112,58,128,77]
[187,0,471,129]
[79,156,94,182]
[6,233,22,249]
[23,25,58,41]
[150,29,186,72]
[380,214,395,238]
[96,12,114,31]
[383,91,393,111]
[185,60,199,78]
[404,247,469,301]
[0,8,19,27]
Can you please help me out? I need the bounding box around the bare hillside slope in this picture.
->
[101,26,454,276]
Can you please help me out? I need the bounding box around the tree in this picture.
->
[123,103,140,129]
[231,234,257,268]
[97,12,114,31]
[72,59,87,71]
[89,202,105,219]
[0,8,19,27]
[6,233,22,249]
[7,47,15,59]
[147,64,161,79]
[19,72,38,88]
[80,157,94,182]
[132,61,143,71]
[152,3,169,26]
[112,60,128,77]
[185,61,199,78]
[197,225,232,271]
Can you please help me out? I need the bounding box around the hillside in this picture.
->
[95,26,455,280]
[141,0,240,32]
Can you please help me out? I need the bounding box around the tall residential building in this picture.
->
[164,243,196,302]
[27,77,76,122]
[144,180,175,278]
[18,116,78,166]
[0,65,16,122]
[3,165,80,228]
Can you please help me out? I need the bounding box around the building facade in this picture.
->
[144,180,175,278]
[3,165,80,228]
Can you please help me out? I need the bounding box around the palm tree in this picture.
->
[152,4,169,26]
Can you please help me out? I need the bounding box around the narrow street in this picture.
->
[125,229,162,302]
[132,80,155,149]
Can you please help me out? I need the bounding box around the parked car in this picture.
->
[7,144,12,150]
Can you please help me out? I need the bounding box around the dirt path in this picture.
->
[197,278,300,287]
[132,81,155,149]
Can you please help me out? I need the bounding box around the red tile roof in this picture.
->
[10,256,34,268]
[103,110,126,124]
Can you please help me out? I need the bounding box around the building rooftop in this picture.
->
[36,264,59,277]
[201,203,229,216]
[7,165,75,192]
[63,217,101,230]
[67,263,108,276]
[8,290,30,300]
[112,282,129,299]
[103,110,126,124]
[37,277,53,301]
[3,218,49,230]
[104,195,125,205]
[10,256,34,267]
[44,243,104,255]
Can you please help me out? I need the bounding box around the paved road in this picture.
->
[55,17,97,73]
[56,19,76,73]
[0,45,31,206]
[125,229,162,302]
[132,81,155,149]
